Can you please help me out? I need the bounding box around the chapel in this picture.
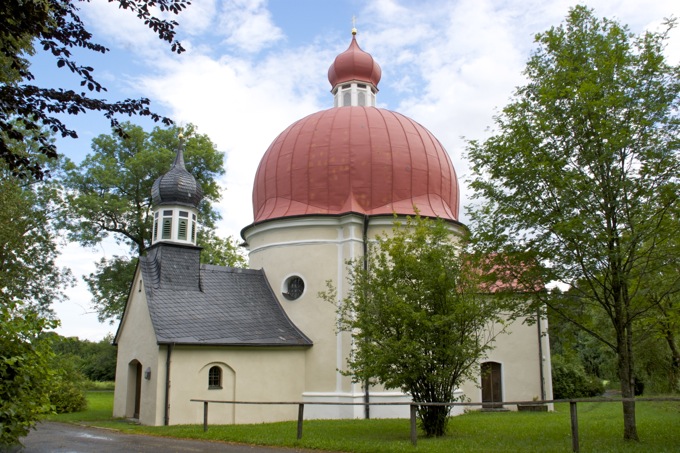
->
[112,29,553,425]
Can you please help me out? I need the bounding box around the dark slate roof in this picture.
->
[139,243,312,346]
[151,145,204,208]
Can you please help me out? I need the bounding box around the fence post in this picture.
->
[410,404,418,446]
[297,404,304,440]
[570,401,579,452]
[203,401,209,432]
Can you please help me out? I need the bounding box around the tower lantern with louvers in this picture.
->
[150,138,204,246]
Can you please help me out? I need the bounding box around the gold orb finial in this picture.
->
[352,16,357,35]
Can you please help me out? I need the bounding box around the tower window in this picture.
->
[178,219,187,240]
[342,90,351,107]
[358,91,366,106]
[162,218,172,239]
[152,212,158,242]
[161,210,173,240]
[191,214,197,242]
[177,211,188,240]
[283,276,305,300]
[208,366,222,389]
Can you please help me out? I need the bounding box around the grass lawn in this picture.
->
[49,392,680,452]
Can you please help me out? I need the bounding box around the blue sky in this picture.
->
[42,0,680,340]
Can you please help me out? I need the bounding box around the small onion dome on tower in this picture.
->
[328,29,381,107]
[152,140,203,208]
[150,136,203,246]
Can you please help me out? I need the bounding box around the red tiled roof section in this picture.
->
[328,35,381,88]
[252,106,460,223]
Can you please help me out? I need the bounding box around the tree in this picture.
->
[50,333,117,382]
[0,307,55,447]
[322,215,510,437]
[0,126,71,447]
[466,6,680,441]
[0,145,72,316]
[0,0,190,180]
[61,122,246,322]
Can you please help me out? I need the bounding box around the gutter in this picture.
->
[537,308,546,400]
[363,215,370,420]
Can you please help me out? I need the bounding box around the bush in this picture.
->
[48,354,87,414]
[49,380,87,413]
[0,309,55,448]
[552,354,604,399]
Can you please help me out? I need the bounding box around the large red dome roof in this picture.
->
[251,106,459,224]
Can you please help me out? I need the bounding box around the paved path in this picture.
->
[20,422,326,453]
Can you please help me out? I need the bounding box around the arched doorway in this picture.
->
[127,360,142,418]
[481,361,503,409]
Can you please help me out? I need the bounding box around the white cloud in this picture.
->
[54,242,119,341]
[217,0,284,53]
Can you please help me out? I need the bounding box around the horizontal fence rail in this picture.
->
[190,397,680,451]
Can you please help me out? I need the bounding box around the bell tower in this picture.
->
[150,134,203,246]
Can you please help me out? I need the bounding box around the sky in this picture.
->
[38,0,680,341]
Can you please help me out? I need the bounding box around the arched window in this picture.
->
[208,366,222,389]
[342,90,351,106]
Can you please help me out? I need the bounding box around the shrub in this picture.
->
[552,354,604,399]
[48,354,87,413]
[49,380,87,413]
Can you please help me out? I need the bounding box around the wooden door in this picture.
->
[134,362,142,418]
[481,362,503,408]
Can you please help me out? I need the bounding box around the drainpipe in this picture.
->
[363,215,370,420]
[164,343,174,425]
[536,308,546,401]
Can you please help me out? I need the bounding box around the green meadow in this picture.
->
[48,392,680,452]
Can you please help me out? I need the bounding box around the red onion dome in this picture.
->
[328,34,381,89]
[251,106,459,223]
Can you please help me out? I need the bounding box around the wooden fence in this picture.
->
[190,397,679,452]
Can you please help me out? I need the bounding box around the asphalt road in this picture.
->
[20,422,325,453]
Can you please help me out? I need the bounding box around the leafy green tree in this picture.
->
[0,126,71,447]
[466,6,679,440]
[0,135,72,315]
[0,0,189,180]
[62,122,246,322]
[50,333,117,382]
[322,215,511,437]
[83,256,137,324]
[0,308,55,447]
[199,231,248,268]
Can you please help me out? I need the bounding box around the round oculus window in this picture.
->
[283,276,305,300]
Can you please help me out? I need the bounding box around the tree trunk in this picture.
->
[618,322,639,441]
[664,329,680,392]
[418,404,449,437]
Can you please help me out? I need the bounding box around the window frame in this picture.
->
[208,366,222,389]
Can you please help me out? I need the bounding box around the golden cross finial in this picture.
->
[352,16,357,35]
